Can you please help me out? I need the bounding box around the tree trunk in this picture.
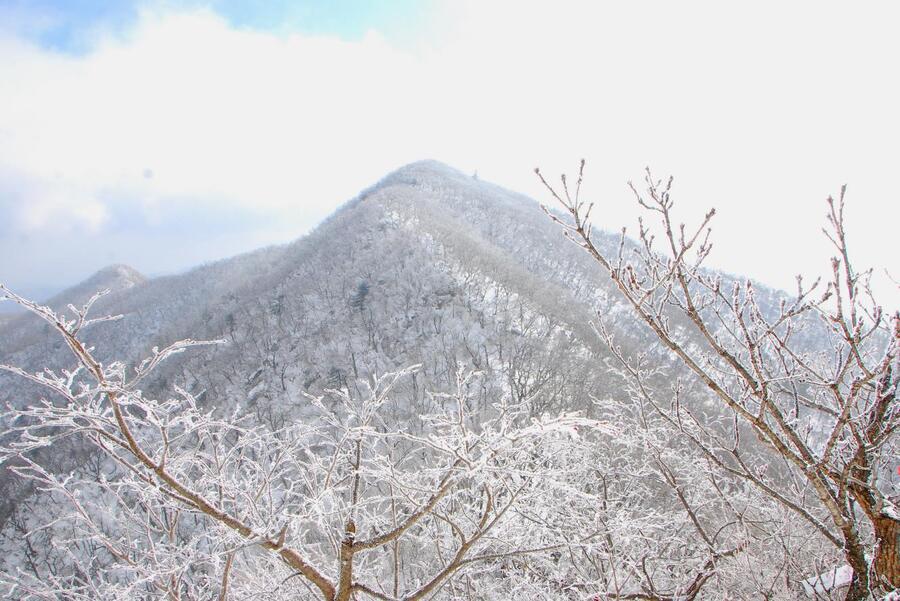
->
[844,538,870,601]
[336,521,356,601]
[873,516,900,590]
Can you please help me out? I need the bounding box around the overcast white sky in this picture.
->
[0,0,898,310]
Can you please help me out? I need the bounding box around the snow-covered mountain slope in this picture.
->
[0,264,145,351]
[0,161,651,531]
[0,161,868,600]
[1,161,622,399]
[0,159,784,484]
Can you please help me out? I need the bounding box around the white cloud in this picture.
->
[19,188,109,233]
[0,10,423,217]
[0,1,898,307]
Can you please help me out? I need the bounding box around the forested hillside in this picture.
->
[0,161,895,600]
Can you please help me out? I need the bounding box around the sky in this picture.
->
[0,0,898,311]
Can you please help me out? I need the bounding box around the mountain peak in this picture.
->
[40,264,146,310]
[379,159,472,188]
[352,160,478,206]
[91,264,146,286]
[391,159,464,175]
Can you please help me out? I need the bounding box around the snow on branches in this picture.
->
[537,162,900,599]
[0,288,607,600]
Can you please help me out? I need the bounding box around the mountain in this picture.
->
[0,161,848,599]
[0,160,621,503]
[0,159,771,519]
[0,264,146,353]
[0,160,636,406]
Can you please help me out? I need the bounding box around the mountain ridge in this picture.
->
[0,159,858,599]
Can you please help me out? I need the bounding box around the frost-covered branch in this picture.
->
[538,162,900,599]
[0,289,605,600]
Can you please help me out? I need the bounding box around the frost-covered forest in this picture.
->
[0,161,897,600]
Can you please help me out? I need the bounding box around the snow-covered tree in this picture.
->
[3,160,893,599]
[538,161,900,599]
[0,286,604,600]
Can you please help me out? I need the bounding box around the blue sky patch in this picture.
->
[1,0,431,54]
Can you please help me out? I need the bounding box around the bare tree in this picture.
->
[0,286,599,600]
[537,161,899,599]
